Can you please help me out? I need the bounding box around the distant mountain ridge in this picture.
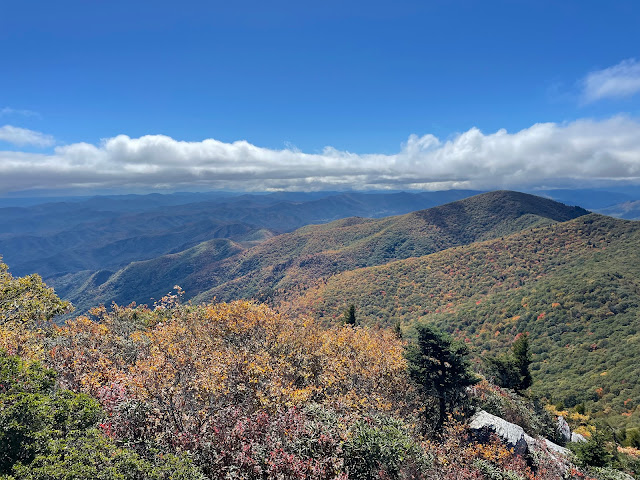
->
[51,190,589,313]
[598,200,640,220]
[191,191,588,303]
[0,189,482,278]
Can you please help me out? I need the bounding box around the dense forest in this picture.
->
[278,214,640,429]
[1,254,640,479]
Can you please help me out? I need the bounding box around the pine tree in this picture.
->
[483,332,532,393]
[404,324,477,430]
[512,332,532,392]
[344,304,357,326]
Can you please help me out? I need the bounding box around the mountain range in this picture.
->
[2,188,639,429]
[47,191,588,313]
[0,189,482,279]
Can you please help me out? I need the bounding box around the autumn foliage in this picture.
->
[50,299,415,413]
[1,253,634,479]
[32,299,611,479]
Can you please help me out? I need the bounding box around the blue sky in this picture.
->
[1,0,640,193]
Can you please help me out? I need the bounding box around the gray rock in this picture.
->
[571,432,587,443]
[557,415,571,442]
[469,410,531,447]
[469,410,570,457]
[543,438,570,455]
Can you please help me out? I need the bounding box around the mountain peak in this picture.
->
[412,190,590,223]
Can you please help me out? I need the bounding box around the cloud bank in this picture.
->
[583,58,640,102]
[2,116,640,194]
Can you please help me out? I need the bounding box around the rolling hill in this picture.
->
[276,213,640,427]
[54,191,589,313]
[1,189,482,279]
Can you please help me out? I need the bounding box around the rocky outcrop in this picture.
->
[571,432,587,443]
[470,410,532,448]
[469,410,570,457]
[558,416,571,443]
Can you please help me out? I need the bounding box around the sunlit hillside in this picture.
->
[277,214,640,427]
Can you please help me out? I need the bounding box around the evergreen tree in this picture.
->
[404,324,477,430]
[483,355,521,390]
[570,428,613,468]
[512,332,532,392]
[483,332,532,393]
[393,321,403,340]
[344,304,357,326]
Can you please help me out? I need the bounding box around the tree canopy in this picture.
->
[0,257,71,327]
[404,324,477,429]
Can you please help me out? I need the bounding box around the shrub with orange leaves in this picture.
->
[0,323,44,361]
[49,313,137,395]
[47,300,421,454]
[0,257,70,362]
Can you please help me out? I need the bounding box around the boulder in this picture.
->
[469,410,570,457]
[557,415,571,443]
[469,410,532,447]
[571,432,587,443]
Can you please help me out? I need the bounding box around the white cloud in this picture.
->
[0,125,55,147]
[0,107,40,118]
[2,116,640,193]
[582,58,640,102]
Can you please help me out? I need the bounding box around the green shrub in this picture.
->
[0,349,202,480]
[10,430,204,480]
[588,466,635,480]
[0,350,103,475]
[570,429,613,468]
[473,459,525,480]
[0,350,55,395]
[343,416,429,480]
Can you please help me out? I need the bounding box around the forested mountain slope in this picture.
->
[52,238,249,310]
[0,190,480,279]
[53,191,588,312]
[192,191,588,303]
[277,214,640,427]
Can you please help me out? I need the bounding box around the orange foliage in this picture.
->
[0,323,44,361]
[51,314,129,394]
[48,300,418,446]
